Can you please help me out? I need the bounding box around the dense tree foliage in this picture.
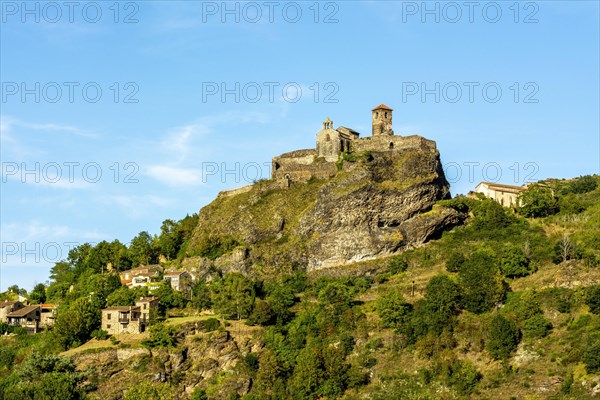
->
[518,184,558,218]
[458,249,506,313]
[487,314,520,360]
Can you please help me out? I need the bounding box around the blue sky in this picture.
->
[1,1,599,292]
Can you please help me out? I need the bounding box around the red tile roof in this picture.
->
[372,104,393,111]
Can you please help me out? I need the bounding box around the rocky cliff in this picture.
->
[185,139,463,275]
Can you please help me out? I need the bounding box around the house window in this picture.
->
[107,313,111,320]
[143,304,147,309]
[107,324,111,329]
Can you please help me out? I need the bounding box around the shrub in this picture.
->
[376,290,413,331]
[248,300,274,326]
[487,314,520,360]
[91,329,108,340]
[500,247,533,278]
[586,285,600,315]
[199,318,221,332]
[459,249,506,314]
[444,359,482,395]
[583,333,600,374]
[388,256,408,274]
[142,323,177,348]
[445,252,465,273]
[517,184,558,218]
[568,175,597,194]
[523,314,552,339]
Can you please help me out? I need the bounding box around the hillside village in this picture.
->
[1,105,599,400]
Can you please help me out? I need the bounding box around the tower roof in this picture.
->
[372,104,393,111]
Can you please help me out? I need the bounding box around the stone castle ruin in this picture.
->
[271,104,437,184]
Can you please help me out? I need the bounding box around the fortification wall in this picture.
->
[272,162,337,182]
[217,184,254,198]
[352,135,436,153]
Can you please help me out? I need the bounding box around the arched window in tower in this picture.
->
[389,142,394,149]
[385,112,388,118]
[326,134,331,142]
[375,112,379,118]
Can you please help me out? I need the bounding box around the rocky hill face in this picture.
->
[185,140,463,274]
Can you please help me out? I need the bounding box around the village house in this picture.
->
[6,305,41,334]
[39,304,56,327]
[119,264,163,288]
[474,181,526,207]
[164,270,193,296]
[0,300,24,323]
[101,296,158,335]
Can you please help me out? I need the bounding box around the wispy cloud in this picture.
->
[1,116,96,138]
[146,165,204,187]
[1,221,107,243]
[145,110,272,187]
[99,194,176,218]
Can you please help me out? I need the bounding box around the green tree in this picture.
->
[423,275,461,334]
[153,281,187,314]
[106,285,148,306]
[518,184,557,218]
[128,231,156,267]
[376,290,413,332]
[583,333,600,374]
[568,175,597,194]
[320,344,349,397]
[29,283,47,304]
[3,353,86,400]
[54,297,100,349]
[289,342,323,399]
[472,199,512,230]
[500,247,533,278]
[445,252,465,273]
[487,314,520,361]
[523,314,552,339]
[191,279,212,311]
[248,299,275,326]
[255,348,282,396]
[459,249,506,314]
[142,322,178,348]
[388,256,408,274]
[586,285,600,315]
[266,282,296,325]
[211,273,255,320]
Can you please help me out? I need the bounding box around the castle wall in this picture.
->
[272,161,337,182]
[352,135,436,153]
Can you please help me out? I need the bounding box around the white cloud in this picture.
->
[1,221,107,243]
[0,116,96,137]
[146,165,204,187]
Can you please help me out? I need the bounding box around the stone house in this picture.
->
[0,300,24,323]
[39,304,56,327]
[119,264,163,288]
[474,182,525,207]
[101,296,158,335]
[164,270,193,295]
[6,305,41,334]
